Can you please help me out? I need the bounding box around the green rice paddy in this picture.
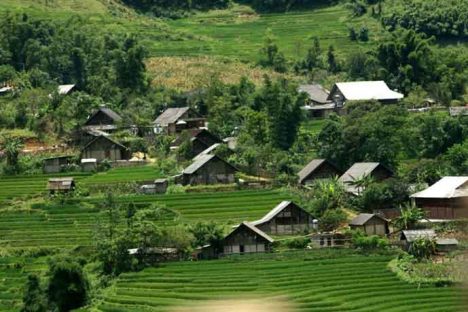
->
[95,251,463,312]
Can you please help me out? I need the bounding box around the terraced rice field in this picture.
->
[96,251,463,312]
[0,257,47,312]
[0,189,288,250]
[0,165,163,205]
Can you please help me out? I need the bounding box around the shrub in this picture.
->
[285,237,310,249]
[351,231,389,251]
[408,237,436,261]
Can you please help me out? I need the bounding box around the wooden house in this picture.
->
[297,159,342,185]
[177,154,238,186]
[339,162,393,195]
[410,176,468,219]
[81,135,129,162]
[349,213,389,236]
[153,107,206,135]
[299,84,337,118]
[43,156,73,173]
[327,81,403,107]
[223,222,274,254]
[171,129,222,158]
[47,178,75,194]
[251,201,317,235]
[83,107,123,133]
[309,232,346,248]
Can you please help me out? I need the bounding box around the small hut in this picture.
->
[349,213,389,236]
[223,222,273,255]
[43,156,73,173]
[140,179,168,194]
[47,178,75,195]
[81,158,97,172]
[251,201,317,235]
[297,159,342,185]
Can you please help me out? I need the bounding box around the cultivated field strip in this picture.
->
[0,190,288,249]
[96,253,462,312]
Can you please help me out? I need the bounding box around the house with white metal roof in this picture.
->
[327,81,403,107]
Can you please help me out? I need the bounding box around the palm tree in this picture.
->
[348,174,375,195]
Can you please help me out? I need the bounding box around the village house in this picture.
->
[251,201,317,235]
[328,81,404,107]
[81,135,129,162]
[223,222,274,255]
[299,84,336,118]
[309,232,346,248]
[297,159,342,185]
[410,176,468,220]
[349,213,389,236]
[171,129,222,158]
[153,107,206,135]
[339,162,393,195]
[43,155,73,173]
[400,229,459,252]
[177,154,238,186]
[139,179,169,194]
[47,177,75,195]
[82,106,123,134]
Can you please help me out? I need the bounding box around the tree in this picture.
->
[358,26,369,41]
[1,136,23,174]
[21,275,47,312]
[392,202,425,230]
[47,256,89,312]
[327,45,339,73]
[189,221,224,253]
[319,208,347,232]
[260,29,288,72]
[408,237,436,261]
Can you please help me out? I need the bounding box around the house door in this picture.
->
[239,245,245,253]
[105,149,111,159]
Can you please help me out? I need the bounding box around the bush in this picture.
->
[285,237,310,249]
[351,231,389,251]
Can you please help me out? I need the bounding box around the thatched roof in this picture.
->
[411,176,468,199]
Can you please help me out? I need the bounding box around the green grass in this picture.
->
[0,189,289,250]
[94,251,463,312]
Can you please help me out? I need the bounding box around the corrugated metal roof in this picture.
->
[436,238,458,245]
[193,143,221,161]
[183,154,216,175]
[154,107,190,126]
[331,81,403,101]
[411,177,468,199]
[349,213,387,226]
[58,84,75,95]
[298,84,331,104]
[251,201,292,226]
[402,230,436,242]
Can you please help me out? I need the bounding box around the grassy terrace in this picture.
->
[0,189,288,249]
[96,251,463,312]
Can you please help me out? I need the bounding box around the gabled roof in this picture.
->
[251,201,313,227]
[154,107,191,126]
[298,84,331,104]
[329,81,403,101]
[297,159,339,184]
[411,177,468,199]
[85,107,123,125]
[339,162,391,183]
[193,143,222,161]
[82,135,127,151]
[401,230,436,243]
[349,213,388,226]
[226,222,274,243]
[182,154,237,175]
[58,84,75,95]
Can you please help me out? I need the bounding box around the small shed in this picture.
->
[339,162,393,195]
[81,158,97,172]
[43,156,73,173]
[47,178,75,194]
[435,238,459,253]
[81,135,129,162]
[223,222,274,255]
[349,213,389,236]
[251,201,317,235]
[298,159,342,185]
[140,179,168,194]
[400,229,436,249]
[178,154,238,186]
